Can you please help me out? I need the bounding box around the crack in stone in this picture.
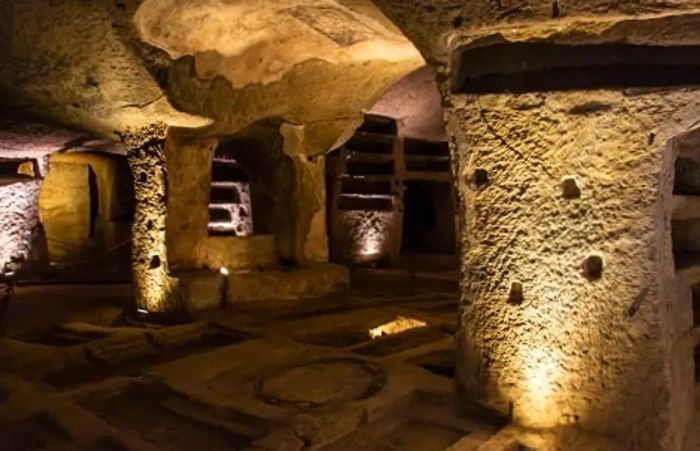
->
[117,94,165,110]
[477,97,555,179]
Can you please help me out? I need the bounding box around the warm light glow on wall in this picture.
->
[122,123,178,316]
[369,316,427,339]
[523,347,560,401]
[342,209,397,264]
[360,234,382,257]
[514,345,566,428]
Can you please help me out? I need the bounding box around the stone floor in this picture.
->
[0,271,505,451]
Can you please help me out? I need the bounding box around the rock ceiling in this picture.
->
[0,0,424,140]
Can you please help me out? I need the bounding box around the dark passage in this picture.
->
[402,181,455,255]
[452,43,700,93]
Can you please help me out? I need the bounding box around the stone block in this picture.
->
[227,264,349,304]
[39,161,91,261]
[174,270,225,312]
[202,235,278,271]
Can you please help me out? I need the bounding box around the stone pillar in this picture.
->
[164,130,218,271]
[448,89,700,449]
[280,122,332,264]
[120,123,181,318]
[356,1,700,447]
[291,155,328,264]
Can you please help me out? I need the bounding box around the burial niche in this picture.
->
[208,147,254,237]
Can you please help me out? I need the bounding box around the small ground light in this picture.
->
[136,308,148,315]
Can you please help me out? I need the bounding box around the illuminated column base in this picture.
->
[121,124,182,319]
[449,90,700,449]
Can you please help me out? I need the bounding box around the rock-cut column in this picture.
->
[120,123,181,318]
[280,122,334,264]
[449,89,700,449]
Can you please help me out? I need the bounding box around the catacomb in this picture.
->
[1,1,700,450]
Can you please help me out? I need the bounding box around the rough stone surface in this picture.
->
[372,1,700,67]
[0,280,500,451]
[7,2,700,448]
[0,116,123,160]
[215,123,297,263]
[135,0,419,90]
[138,0,423,136]
[122,123,181,315]
[0,0,209,138]
[258,359,383,407]
[361,4,700,448]
[450,88,700,450]
[0,179,42,270]
[0,0,421,140]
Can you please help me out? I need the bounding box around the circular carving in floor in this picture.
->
[257,358,386,408]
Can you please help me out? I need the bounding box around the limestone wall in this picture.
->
[39,152,132,273]
[0,178,42,270]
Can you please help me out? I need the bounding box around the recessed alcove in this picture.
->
[670,130,700,392]
[452,42,700,93]
[208,150,253,237]
[692,283,700,329]
[402,181,455,255]
[675,157,700,196]
[672,131,700,272]
[0,158,37,178]
[358,114,398,135]
[327,67,457,269]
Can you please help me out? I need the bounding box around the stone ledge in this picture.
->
[175,265,350,312]
[227,264,349,305]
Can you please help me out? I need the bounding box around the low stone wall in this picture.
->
[175,264,349,312]
[227,264,349,305]
[200,235,277,271]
